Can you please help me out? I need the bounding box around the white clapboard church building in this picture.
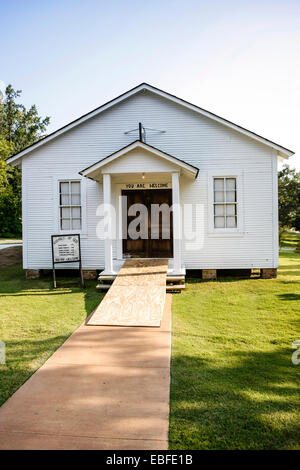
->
[7,83,294,283]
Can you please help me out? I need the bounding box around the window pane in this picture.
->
[60,182,69,194]
[226,204,236,216]
[226,178,236,191]
[61,219,70,230]
[213,178,237,230]
[60,194,70,205]
[226,190,236,202]
[214,178,225,202]
[214,178,224,191]
[214,204,225,216]
[214,191,224,203]
[71,194,81,205]
[71,207,81,218]
[225,178,236,202]
[72,219,81,230]
[59,181,82,231]
[226,216,237,228]
[61,207,70,218]
[71,182,80,194]
[214,216,225,228]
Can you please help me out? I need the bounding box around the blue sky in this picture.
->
[1,0,299,168]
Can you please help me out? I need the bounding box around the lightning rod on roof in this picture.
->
[124,123,165,143]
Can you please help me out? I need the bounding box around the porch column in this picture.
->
[172,172,182,273]
[103,173,113,273]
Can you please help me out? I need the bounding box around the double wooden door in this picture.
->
[122,189,173,258]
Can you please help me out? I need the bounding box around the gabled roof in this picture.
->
[7,82,294,165]
[79,140,199,180]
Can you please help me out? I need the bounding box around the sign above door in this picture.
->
[121,182,171,190]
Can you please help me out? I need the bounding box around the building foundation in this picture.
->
[202,269,217,280]
[83,270,98,280]
[261,268,277,279]
[26,269,41,280]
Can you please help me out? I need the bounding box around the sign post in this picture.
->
[51,234,84,288]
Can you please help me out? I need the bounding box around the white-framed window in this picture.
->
[208,171,243,236]
[214,177,237,229]
[59,181,82,230]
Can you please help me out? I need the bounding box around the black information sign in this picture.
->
[51,234,84,288]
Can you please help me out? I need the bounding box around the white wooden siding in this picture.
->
[22,91,278,270]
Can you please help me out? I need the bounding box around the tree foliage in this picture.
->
[0,85,50,153]
[0,85,50,237]
[278,165,300,232]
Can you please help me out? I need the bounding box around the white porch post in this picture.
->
[172,172,182,273]
[103,173,113,273]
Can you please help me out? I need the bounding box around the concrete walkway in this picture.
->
[0,295,172,450]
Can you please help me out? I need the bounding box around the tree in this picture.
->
[278,165,300,234]
[0,138,12,186]
[0,85,50,237]
[0,85,50,153]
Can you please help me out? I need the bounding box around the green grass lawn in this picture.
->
[170,251,300,450]
[0,265,103,406]
[1,255,299,449]
[280,230,300,248]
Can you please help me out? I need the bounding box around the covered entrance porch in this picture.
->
[79,140,199,279]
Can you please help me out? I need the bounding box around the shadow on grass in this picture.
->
[0,263,104,318]
[277,293,300,301]
[278,270,300,277]
[0,335,70,407]
[0,291,77,297]
[169,348,300,450]
[0,263,106,407]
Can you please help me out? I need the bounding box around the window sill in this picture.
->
[207,231,245,238]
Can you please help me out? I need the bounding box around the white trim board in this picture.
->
[53,175,88,238]
[207,170,244,237]
[79,141,199,180]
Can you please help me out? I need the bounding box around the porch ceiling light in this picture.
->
[142,172,145,179]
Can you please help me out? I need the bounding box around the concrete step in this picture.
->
[167,277,185,284]
[166,284,185,292]
[97,283,185,292]
[99,275,186,283]
[98,275,185,281]
[98,275,115,282]
[96,284,112,290]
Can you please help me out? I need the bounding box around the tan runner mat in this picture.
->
[87,259,168,327]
